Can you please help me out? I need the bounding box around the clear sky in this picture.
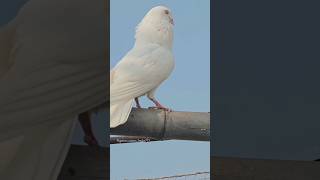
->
[110,0,210,179]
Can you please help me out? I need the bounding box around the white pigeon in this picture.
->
[110,6,175,128]
[0,0,107,180]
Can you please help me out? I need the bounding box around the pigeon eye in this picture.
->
[164,10,169,15]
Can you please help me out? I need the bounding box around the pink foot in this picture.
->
[149,99,172,112]
[148,106,172,112]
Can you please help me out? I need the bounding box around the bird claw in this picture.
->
[148,106,173,112]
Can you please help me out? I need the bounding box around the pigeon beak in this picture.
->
[170,17,174,25]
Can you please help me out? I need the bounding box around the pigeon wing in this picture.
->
[110,45,174,127]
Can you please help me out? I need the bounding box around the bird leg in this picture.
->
[78,111,99,146]
[135,97,142,108]
[149,98,172,112]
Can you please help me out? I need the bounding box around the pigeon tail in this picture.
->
[110,99,134,128]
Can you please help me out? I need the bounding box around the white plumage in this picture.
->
[110,6,175,128]
[0,0,107,179]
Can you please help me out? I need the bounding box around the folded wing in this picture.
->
[110,45,174,127]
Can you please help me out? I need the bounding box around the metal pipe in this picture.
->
[110,136,159,144]
[111,108,210,141]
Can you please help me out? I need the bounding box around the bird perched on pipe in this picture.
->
[110,6,175,128]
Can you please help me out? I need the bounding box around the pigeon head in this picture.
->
[135,6,174,49]
[144,6,174,26]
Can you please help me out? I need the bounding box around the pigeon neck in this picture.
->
[134,20,173,50]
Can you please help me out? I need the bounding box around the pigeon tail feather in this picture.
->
[110,99,134,128]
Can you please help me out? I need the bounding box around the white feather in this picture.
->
[110,6,175,128]
[0,0,107,179]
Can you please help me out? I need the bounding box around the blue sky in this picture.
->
[110,0,210,179]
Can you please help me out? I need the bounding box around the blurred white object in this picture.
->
[0,0,107,179]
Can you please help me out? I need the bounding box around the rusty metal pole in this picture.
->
[111,108,210,141]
